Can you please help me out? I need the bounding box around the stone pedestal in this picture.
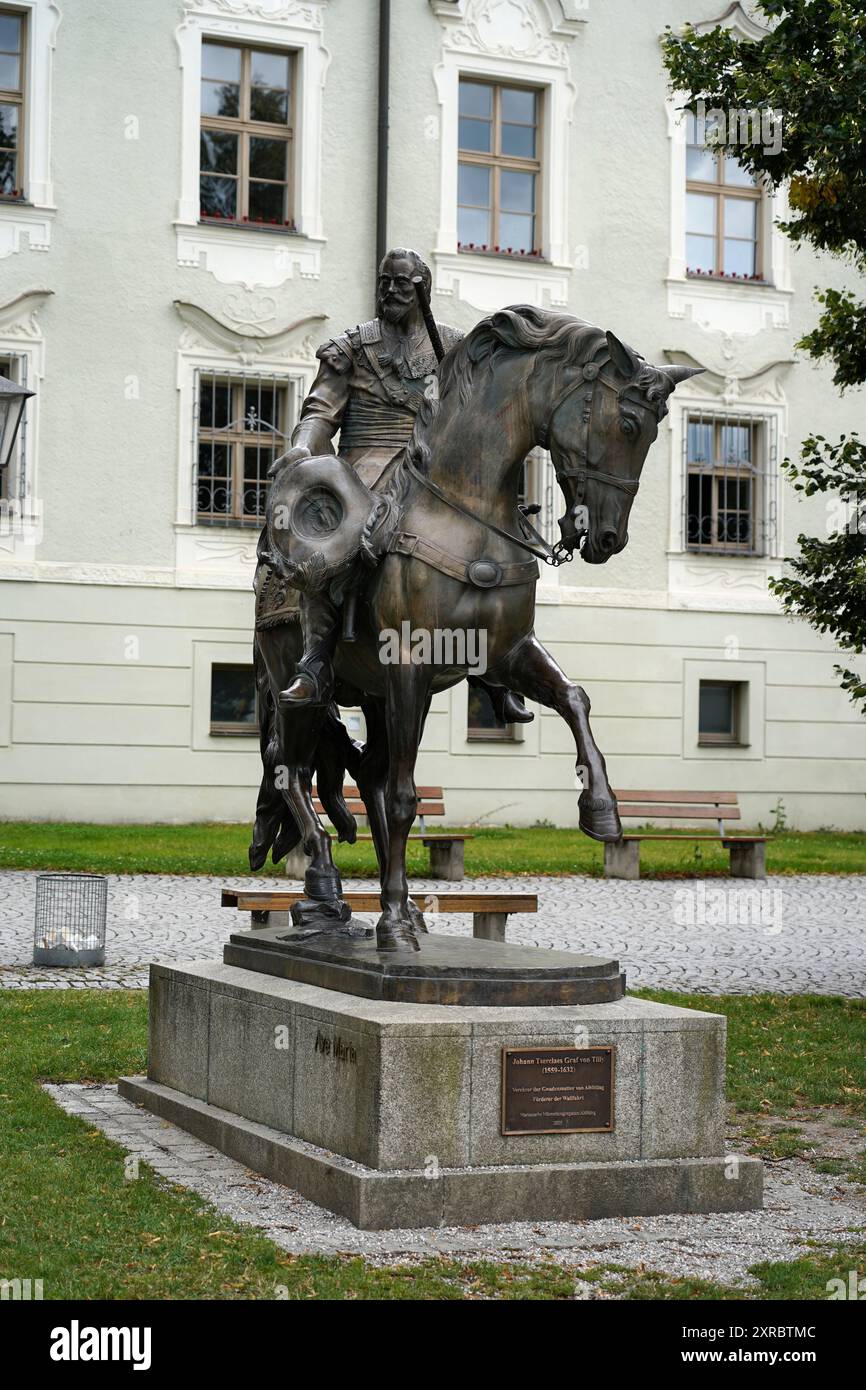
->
[121,959,762,1230]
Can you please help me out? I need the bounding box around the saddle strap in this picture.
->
[387,531,539,587]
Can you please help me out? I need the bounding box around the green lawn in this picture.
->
[1,988,864,1300]
[0,820,863,877]
[636,989,866,1116]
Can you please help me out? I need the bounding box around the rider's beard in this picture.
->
[377,292,412,328]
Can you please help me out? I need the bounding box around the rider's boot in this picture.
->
[279,593,340,707]
[473,677,535,725]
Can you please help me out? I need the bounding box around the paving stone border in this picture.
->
[3,870,865,996]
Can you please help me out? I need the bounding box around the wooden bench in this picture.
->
[604,791,767,880]
[222,888,536,944]
[282,785,471,882]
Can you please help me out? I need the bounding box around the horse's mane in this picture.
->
[401,305,607,484]
[439,304,606,411]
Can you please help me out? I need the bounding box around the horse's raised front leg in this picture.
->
[378,665,430,951]
[490,634,622,842]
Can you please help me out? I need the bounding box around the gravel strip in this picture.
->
[45,1082,866,1290]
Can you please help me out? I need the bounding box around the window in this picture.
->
[210,664,258,735]
[457,79,541,256]
[0,353,25,502]
[0,8,24,200]
[685,113,762,279]
[467,682,516,742]
[685,412,777,556]
[200,40,294,228]
[698,680,745,746]
[195,373,288,524]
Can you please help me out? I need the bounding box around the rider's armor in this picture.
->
[291,317,464,487]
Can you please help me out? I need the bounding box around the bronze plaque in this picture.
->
[501,1046,615,1135]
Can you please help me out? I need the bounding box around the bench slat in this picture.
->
[313,799,445,815]
[315,785,443,799]
[621,834,766,843]
[222,889,536,913]
[354,833,473,842]
[614,790,739,805]
[335,785,443,799]
[616,804,741,820]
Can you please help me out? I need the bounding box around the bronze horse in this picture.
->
[251,305,699,949]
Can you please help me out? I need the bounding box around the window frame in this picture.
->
[0,4,26,202]
[195,371,289,527]
[0,350,27,503]
[685,413,771,557]
[209,661,260,737]
[466,681,518,743]
[685,117,764,281]
[199,37,296,230]
[457,77,543,258]
[698,679,745,747]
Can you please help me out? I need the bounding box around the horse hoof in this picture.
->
[578,792,622,843]
[376,917,421,952]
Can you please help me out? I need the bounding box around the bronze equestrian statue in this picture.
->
[252,256,699,950]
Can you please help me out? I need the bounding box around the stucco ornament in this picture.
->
[183,0,325,26]
[0,289,53,339]
[435,0,579,63]
[173,301,326,358]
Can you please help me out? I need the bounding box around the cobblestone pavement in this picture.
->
[3,870,865,995]
[46,1082,866,1288]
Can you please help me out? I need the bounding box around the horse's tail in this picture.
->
[249,626,363,868]
[248,629,302,870]
[315,706,360,845]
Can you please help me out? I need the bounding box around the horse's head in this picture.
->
[544,330,702,565]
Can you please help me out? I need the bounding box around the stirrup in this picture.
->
[279,660,333,708]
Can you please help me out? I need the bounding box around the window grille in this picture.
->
[0,351,28,504]
[192,369,298,526]
[682,410,778,557]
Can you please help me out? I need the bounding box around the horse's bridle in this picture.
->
[405,356,662,569]
[538,359,663,496]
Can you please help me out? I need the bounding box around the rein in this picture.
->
[404,357,655,568]
[405,454,559,565]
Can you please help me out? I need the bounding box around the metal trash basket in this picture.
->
[33,873,107,967]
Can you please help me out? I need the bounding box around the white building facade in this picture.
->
[0,0,863,830]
